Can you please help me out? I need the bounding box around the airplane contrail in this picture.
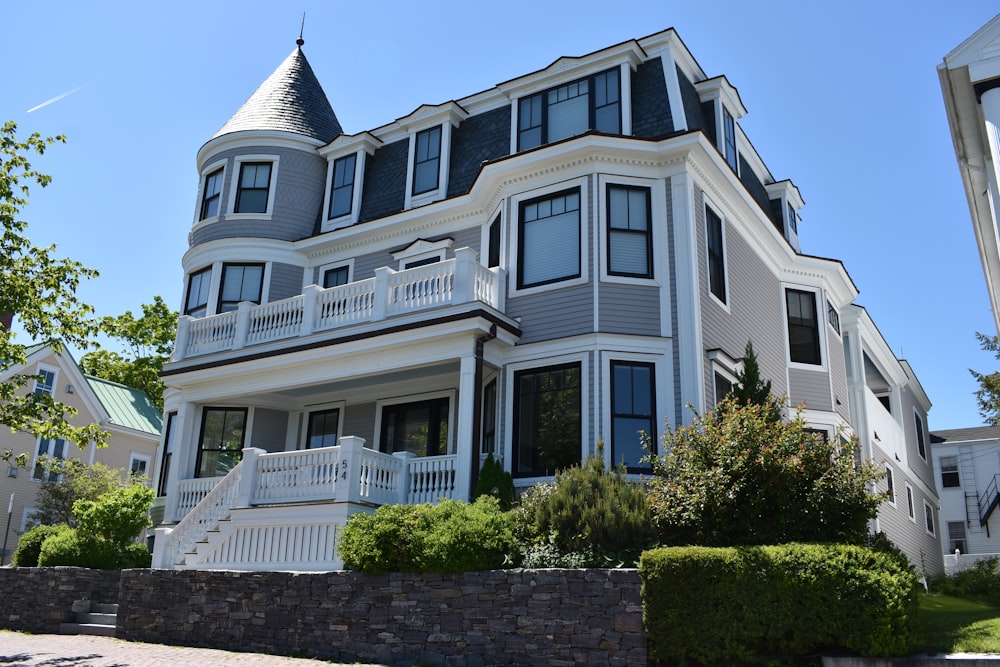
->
[27,86,83,113]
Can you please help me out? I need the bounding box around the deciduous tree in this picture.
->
[0,121,103,465]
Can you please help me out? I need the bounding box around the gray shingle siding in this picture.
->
[598,283,660,335]
[359,139,408,223]
[678,67,707,132]
[250,408,289,452]
[448,107,511,197]
[268,263,304,302]
[190,148,326,246]
[695,189,787,408]
[631,57,673,138]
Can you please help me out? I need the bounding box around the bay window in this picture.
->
[518,189,580,289]
[513,363,581,477]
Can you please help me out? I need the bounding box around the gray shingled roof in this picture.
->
[930,426,1000,444]
[213,45,342,143]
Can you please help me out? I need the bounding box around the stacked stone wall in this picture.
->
[0,567,121,633]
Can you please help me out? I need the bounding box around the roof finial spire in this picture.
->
[297,13,305,47]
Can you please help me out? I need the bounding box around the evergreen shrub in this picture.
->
[12,524,69,567]
[473,453,516,510]
[640,543,920,665]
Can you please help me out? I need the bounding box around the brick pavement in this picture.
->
[0,631,387,666]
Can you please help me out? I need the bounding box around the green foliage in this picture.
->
[12,524,69,567]
[928,558,1000,606]
[79,295,177,411]
[512,454,657,567]
[31,459,124,527]
[473,453,516,510]
[731,339,782,422]
[36,528,117,569]
[646,396,882,547]
[338,497,515,573]
[971,332,1000,427]
[73,483,154,551]
[640,544,920,664]
[0,121,103,459]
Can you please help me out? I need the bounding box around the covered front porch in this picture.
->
[153,312,518,571]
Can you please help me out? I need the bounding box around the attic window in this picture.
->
[412,126,442,196]
[723,107,737,171]
[518,68,621,151]
[328,154,357,219]
[234,160,275,215]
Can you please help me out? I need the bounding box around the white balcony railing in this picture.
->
[155,436,458,569]
[173,248,505,360]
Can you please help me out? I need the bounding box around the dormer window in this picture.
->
[786,202,798,234]
[723,108,737,171]
[235,162,272,214]
[200,168,223,220]
[412,127,442,196]
[517,68,621,151]
[328,154,357,219]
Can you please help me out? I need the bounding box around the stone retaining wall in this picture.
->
[0,567,121,633]
[118,568,646,666]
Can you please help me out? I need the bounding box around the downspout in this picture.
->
[469,324,497,496]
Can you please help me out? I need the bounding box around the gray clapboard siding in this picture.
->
[268,263,304,302]
[827,331,851,422]
[694,189,787,409]
[250,408,289,452]
[876,467,944,576]
[507,284,594,344]
[898,384,935,488]
[788,367,832,412]
[598,283,660,335]
[343,402,376,446]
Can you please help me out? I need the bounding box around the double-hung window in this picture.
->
[185,267,212,317]
[328,154,356,219]
[323,266,349,289]
[924,501,936,536]
[786,289,821,365]
[412,126,442,196]
[723,108,738,171]
[518,189,580,289]
[940,455,960,488]
[488,215,502,269]
[158,412,177,496]
[948,522,967,553]
[32,438,65,482]
[885,465,895,504]
[196,407,247,478]
[235,162,272,214]
[827,300,841,334]
[611,361,655,471]
[518,68,621,151]
[914,413,927,460]
[607,185,652,278]
[513,363,581,477]
[217,263,264,313]
[706,206,726,303]
[200,168,223,220]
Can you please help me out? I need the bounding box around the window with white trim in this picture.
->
[185,267,212,317]
[905,484,915,520]
[488,214,502,269]
[885,465,895,504]
[827,299,840,334]
[706,205,727,303]
[196,407,246,479]
[611,361,655,471]
[32,437,65,482]
[914,412,927,461]
[328,153,357,220]
[33,367,56,395]
[723,107,737,171]
[129,453,152,480]
[200,167,224,220]
[786,288,821,365]
[323,266,350,289]
[924,500,935,536]
[518,189,581,289]
[379,396,450,457]
[158,411,177,496]
[234,162,272,214]
[607,185,652,278]
[217,263,264,313]
[940,455,960,488]
[518,68,621,151]
[513,362,581,478]
[948,521,967,553]
[306,408,340,449]
[412,127,442,196]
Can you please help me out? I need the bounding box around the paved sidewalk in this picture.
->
[0,631,385,666]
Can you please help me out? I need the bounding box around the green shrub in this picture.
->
[74,484,154,550]
[36,528,117,569]
[119,542,152,569]
[473,453,516,510]
[415,497,514,572]
[12,524,69,567]
[640,544,920,665]
[512,453,657,567]
[929,558,1000,605]
[338,498,515,573]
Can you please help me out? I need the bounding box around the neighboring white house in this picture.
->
[931,426,1000,573]
[151,28,942,574]
[0,343,162,561]
[940,13,1000,334]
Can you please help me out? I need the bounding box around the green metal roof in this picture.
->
[83,375,162,437]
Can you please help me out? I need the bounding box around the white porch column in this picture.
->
[372,268,391,321]
[164,402,195,523]
[334,436,365,504]
[670,172,705,424]
[453,247,478,304]
[173,316,192,361]
[454,352,477,502]
[301,284,320,335]
[233,301,252,349]
[234,447,264,508]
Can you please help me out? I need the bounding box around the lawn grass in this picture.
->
[917,592,1000,654]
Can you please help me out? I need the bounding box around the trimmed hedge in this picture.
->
[12,524,69,567]
[640,543,919,665]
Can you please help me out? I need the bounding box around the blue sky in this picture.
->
[3,1,997,430]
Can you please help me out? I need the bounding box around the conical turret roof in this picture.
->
[212,44,342,143]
